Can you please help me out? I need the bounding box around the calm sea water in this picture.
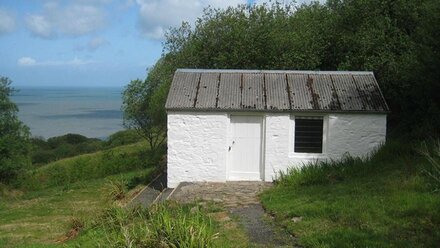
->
[12,87,124,139]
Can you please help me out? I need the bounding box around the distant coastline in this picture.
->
[12,86,124,139]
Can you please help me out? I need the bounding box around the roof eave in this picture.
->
[166,107,389,115]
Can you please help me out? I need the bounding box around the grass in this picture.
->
[260,140,440,247]
[74,202,218,247]
[0,168,155,247]
[67,201,250,248]
[18,141,152,190]
[0,139,248,247]
[419,140,440,191]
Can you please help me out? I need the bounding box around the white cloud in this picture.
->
[25,15,52,38]
[88,37,109,50]
[18,57,37,66]
[18,57,94,66]
[0,9,16,35]
[25,2,106,38]
[135,0,246,40]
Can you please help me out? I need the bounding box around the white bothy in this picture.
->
[165,69,389,188]
[167,112,386,188]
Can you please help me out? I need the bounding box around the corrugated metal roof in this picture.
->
[165,69,389,113]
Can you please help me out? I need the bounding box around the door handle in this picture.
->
[228,141,235,151]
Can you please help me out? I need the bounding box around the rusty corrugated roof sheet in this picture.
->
[165,69,389,113]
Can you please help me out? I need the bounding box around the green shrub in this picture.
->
[0,76,32,184]
[47,133,90,147]
[105,129,144,148]
[31,149,56,165]
[30,133,105,165]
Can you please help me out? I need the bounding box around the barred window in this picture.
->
[294,116,323,153]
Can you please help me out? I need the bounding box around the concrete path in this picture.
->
[230,204,297,247]
[168,182,298,247]
[169,181,271,208]
[126,172,167,208]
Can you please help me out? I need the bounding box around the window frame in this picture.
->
[289,114,328,158]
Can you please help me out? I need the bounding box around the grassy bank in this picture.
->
[0,169,155,247]
[0,174,249,247]
[260,140,440,247]
[19,141,153,190]
[0,139,249,247]
[0,139,161,247]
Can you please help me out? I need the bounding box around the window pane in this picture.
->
[294,117,323,153]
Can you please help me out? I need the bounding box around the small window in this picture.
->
[294,116,323,153]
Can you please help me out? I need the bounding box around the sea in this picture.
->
[11,87,124,139]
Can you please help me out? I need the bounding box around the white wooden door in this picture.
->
[228,115,263,181]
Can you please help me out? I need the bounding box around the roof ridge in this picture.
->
[176,68,374,75]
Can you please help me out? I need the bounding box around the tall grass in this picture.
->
[90,202,218,247]
[419,140,440,191]
[275,140,415,187]
[104,178,128,201]
[261,139,440,247]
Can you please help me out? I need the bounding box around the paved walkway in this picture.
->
[169,181,297,247]
[169,181,272,208]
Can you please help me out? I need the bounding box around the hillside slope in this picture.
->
[261,140,440,247]
[20,141,153,190]
[0,142,158,247]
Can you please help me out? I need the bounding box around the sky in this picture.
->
[0,0,321,87]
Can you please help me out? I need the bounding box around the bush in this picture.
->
[30,133,105,165]
[0,76,31,183]
[31,149,56,165]
[105,129,144,148]
[30,131,146,166]
[47,133,90,147]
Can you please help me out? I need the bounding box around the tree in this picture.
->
[128,0,439,140]
[0,76,31,183]
[121,63,168,158]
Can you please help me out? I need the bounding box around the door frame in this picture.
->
[226,113,266,181]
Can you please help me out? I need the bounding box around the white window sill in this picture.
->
[288,153,328,159]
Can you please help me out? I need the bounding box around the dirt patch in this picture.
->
[208,211,232,222]
[55,227,80,243]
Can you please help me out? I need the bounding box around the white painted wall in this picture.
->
[167,112,228,188]
[167,112,386,187]
[264,113,387,181]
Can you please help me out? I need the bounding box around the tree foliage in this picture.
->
[128,0,440,139]
[122,62,168,157]
[0,77,31,183]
